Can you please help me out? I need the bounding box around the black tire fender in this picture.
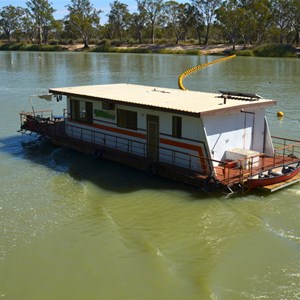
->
[94,149,103,159]
[148,163,159,176]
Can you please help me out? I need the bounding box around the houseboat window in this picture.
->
[70,99,93,123]
[117,109,137,130]
[172,116,182,138]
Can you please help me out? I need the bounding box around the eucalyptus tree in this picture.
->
[192,0,222,45]
[216,0,241,50]
[0,5,26,42]
[131,0,148,44]
[183,3,205,44]
[107,0,130,41]
[52,19,64,41]
[292,0,300,44]
[163,1,186,44]
[216,0,273,47]
[245,0,272,44]
[20,8,36,42]
[143,0,165,44]
[65,0,101,48]
[271,0,297,43]
[26,0,55,44]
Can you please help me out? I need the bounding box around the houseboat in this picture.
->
[19,83,300,193]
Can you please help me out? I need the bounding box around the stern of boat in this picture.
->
[213,136,300,193]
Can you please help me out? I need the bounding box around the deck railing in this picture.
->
[19,113,300,188]
[272,136,300,160]
[214,137,300,186]
[63,122,213,174]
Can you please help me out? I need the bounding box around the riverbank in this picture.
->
[0,41,299,57]
[91,43,299,57]
[64,43,244,54]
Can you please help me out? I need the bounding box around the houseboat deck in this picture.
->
[19,111,300,193]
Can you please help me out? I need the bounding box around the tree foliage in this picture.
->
[0,0,299,48]
[192,0,222,44]
[107,0,130,41]
[131,0,148,44]
[163,1,186,44]
[26,0,55,44]
[143,0,165,44]
[0,5,25,42]
[65,0,101,48]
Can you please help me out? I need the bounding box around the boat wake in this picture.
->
[265,222,300,245]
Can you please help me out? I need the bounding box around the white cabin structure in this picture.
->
[51,84,275,167]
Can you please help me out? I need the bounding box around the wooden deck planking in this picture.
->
[214,156,300,186]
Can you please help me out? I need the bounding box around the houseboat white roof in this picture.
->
[49,84,276,117]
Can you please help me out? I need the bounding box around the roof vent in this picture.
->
[219,90,262,101]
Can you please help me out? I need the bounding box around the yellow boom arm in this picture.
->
[178,55,236,90]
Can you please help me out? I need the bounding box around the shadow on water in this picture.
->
[0,134,216,200]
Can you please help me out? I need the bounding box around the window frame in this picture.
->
[172,116,182,138]
[117,109,138,130]
[70,99,93,123]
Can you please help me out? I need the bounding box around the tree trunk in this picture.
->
[137,28,142,44]
[197,30,201,45]
[295,30,300,45]
[204,24,210,45]
[38,26,43,44]
[83,36,89,49]
[231,34,236,51]
[43,28,49,44]
[242,35,247,50]
[151,21,155,44]
[151,30,154,43]
[279,26,284,44]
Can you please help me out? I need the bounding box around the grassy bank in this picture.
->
[0,41,298,58]
[93,44,299,57]
[91,45,201,55]
[0,42,64,51]
[236,44,299,58]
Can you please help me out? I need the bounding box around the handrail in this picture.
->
[272,136,300,144]
[20,110,52,117]
[63,122,212,174]
[20,114,300,187]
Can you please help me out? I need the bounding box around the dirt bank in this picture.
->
[62,43,242,54]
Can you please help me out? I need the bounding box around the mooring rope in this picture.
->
[178,54,236,90]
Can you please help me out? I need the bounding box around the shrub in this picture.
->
[111,40,122,47]
[0,42,64,51]
[96,39,111,46]
[253,44,297,57]
[187,39,196,44]
[156,48,200,55]
[92,45,112,52]
[49,40,59,45]
[236,49,253,56]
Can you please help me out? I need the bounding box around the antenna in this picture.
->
[127,65,135,84]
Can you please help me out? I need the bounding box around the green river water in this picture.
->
[0,51,300,299]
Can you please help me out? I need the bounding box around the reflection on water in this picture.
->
[0,52,300,299]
